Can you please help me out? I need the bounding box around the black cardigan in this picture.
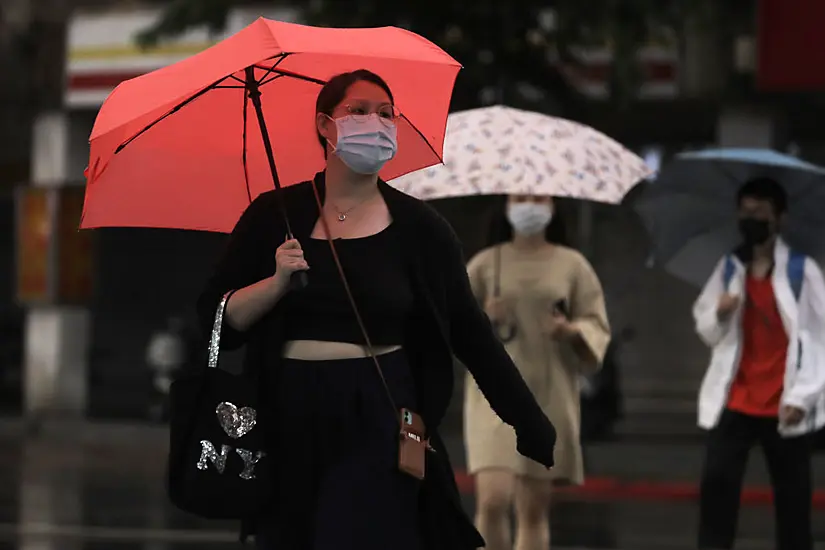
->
[197,172,556,549]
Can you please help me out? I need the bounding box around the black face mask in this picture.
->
[738,217,772,246]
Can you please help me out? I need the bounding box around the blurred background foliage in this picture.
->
[136,0,757,112]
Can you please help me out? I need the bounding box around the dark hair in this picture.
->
[737,176,787,215]
[315,69,395,157]
[485,197,569,248]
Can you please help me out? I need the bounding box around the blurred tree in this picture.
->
[0,0,67,109]
[0,0,68,186]
[136,0,750,110]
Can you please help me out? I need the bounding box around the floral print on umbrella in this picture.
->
[389,105,651,204]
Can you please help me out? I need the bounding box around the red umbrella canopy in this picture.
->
[82,18,461,232]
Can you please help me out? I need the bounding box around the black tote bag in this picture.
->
[166,292,271,519]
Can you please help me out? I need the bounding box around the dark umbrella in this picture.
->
[636,148,825,287]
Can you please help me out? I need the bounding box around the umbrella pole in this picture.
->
[494,245,501,297]
[244,66,308,289]
[493,206,506,297]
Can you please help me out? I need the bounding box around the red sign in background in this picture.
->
[757,0,825,92]
[16,187,94,305]
[56,188,94,303]
[16,188,51,303]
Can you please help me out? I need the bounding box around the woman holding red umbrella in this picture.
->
[78,18,556,550]
[197,70,557,550]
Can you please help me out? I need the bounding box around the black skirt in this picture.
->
[255,350,421,550]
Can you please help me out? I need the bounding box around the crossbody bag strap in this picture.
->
[309,180,400,421]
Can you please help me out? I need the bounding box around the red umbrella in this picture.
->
[80,18,461,233]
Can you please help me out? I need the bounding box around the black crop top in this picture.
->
[281,225,413,346]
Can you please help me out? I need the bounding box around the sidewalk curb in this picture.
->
[4,417,824,508]
[452,470,825,507]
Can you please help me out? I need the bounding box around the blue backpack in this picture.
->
[722,250,806,301]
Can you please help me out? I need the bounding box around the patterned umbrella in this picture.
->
[388,105,651,204]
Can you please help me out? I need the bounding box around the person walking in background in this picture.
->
[693,177,825,550]
[145,315,200,422]
[463,195,611,550]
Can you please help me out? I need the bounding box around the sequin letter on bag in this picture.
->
[197,440,230,473]
[216,402,257,439]
[235,449,266,480]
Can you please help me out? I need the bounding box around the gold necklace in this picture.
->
[333,194,374,222]
[335,204,358,222]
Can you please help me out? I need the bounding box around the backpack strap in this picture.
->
[723,251,805,300]
[722,254,736,291]
[787,250,806,302]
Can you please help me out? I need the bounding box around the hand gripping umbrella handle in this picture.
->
[245,65,308,291]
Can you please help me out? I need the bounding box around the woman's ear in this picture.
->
[316,112,332,142]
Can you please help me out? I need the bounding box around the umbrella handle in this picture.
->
[244,66,308,292]
[245,68,293,229]
[290,271,309,290]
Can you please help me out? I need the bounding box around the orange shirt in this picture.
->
[727,275,788,417]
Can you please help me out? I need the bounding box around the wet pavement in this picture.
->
[0,418,824,549]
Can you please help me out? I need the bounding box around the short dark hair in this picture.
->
[737,176,787,215]
[315,69,395,157]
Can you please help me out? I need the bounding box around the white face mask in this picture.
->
[506,202,553,236]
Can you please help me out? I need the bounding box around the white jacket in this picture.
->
[693,238,825,437]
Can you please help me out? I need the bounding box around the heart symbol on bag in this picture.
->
[215,402,257,439]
